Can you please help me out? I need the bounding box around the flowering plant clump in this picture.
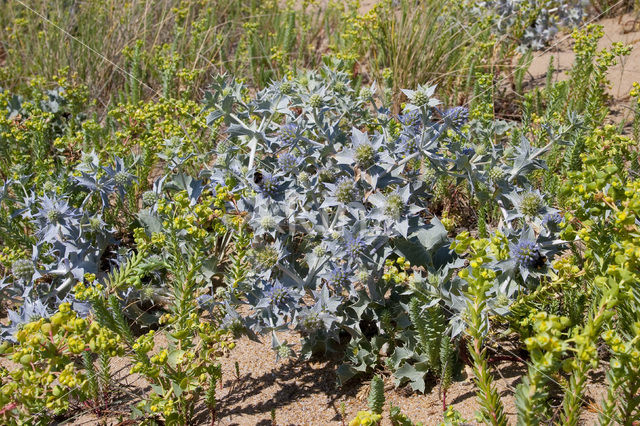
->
[471,0,585,51]
[0,303,123,422]
[2,3,640,422]
[201,68,569,387]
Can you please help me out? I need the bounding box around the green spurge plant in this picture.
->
[514,311,570,424]
[408,297,445,374]
[368,375,385,415]
[74,248,235,424]
[456,239,507,426]
[0,303,123,423]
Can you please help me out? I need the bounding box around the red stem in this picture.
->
[442,389,447,412]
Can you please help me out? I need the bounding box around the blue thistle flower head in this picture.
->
[36,195,69,224]
[343,234,366,259]
[511,240,544,269]
[327,263,351,288]
[354,143,376,169]
[398,134,418,154]
[278,123,299,145]
[519,191,544,217]
[384,193,405,220]
[443,106,469,127]
[318,167,336,183]
[114,171,131,186]
[278,79,294,95]
[278,153,300,174]
[104,156,135,191]
[460,146,476,157]
[265,281,294,306]
[142,190,159,207]
[542,213,563,227]
[399,110,422,132]
[11,259,34,282]
[259,172,279,198]
[32,194,80,243]
[300,310,322,332]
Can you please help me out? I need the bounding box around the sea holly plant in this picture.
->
[201,70,561,385]
[470,0,585,51]
[0,154,143,338]
[203,71,463,380]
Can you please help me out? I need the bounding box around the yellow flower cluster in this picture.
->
[107,97,208,160]
[349,410,382,426]
[1,304,123,415]
[382,257,411,283]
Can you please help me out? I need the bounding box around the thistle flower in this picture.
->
[318,167,336,183]
[384,194,404,220]
[298,75,310,87]
[489,166,505,181]
[359,87,373,99]
[253,245,280,269]
[114,171,131,186]
[142,190,158,207]
[259,173,279,198]
[88,216,106,233]
[278,123,298,145]
[542,213,563,226]
[308,93,323,108]
[278,153,300,174]
[313,244,327,257]
[357,269,370,282]
[32,194,80,243]
[412,90,430,107]
[519,192,544,217]
[334,177,359,204]
[369,186,416,238]
[103,156,136,198]
[259,214,278,231]
[300,311,322,331]
[354,144,375,169]
[344,234,366,259]
[43,181,56,193]
[327,264,351,288]
[277,344,292,359]
[11,259,34,282]
[511,240,544,269]
[443,106,469,127]
[423,167,437,182]
[47,209,62,223]
[399,110,421,132]
[298,171,310,185]
[495,293,510,308]
[398,134,418,153]
[77,150,100,173]
[265,281,293,306]
[279,80,294,95]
